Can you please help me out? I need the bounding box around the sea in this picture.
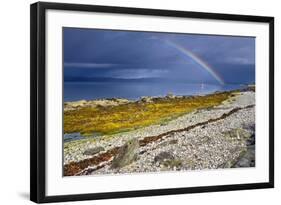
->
[64,81,246,102]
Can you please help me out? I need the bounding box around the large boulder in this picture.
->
[154,151,174,163]
[154,152,182,169]
[111,138,139,169]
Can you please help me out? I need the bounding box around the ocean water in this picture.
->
[64,81,245,102]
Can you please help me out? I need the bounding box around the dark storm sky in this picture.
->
[63,27,255,85]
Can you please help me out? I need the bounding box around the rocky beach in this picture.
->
[63,88,255,176]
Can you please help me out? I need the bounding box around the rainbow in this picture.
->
[165,40,225,85]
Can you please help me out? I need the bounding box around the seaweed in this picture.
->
[64,92,232,136]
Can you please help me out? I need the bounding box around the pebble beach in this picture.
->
[63,89,255,176]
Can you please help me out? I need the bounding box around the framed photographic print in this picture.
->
[30,2,274,203]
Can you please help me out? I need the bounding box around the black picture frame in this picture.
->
[30,1,274,203]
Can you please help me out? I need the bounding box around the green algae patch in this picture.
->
[64,92,232,136]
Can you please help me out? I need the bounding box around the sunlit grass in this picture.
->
[64,92,232,136]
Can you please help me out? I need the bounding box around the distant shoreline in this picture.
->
[64,82,252,102]
[64,84,254,107]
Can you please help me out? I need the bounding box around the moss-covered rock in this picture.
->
[224,128,251,140]
[111,138,139,169]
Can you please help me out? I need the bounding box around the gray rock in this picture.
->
[224,128,251,140]
[246,134,255,146]
[233,145,255,168]
[154,152,183,169]
[83,146,105,156]
[140,96,153,103]
[235,157,250,167]
[154,151,174,163]
[111,138,139,169]
[139,150,146,155]
[163,159,182,168]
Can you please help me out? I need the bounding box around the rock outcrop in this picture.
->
[64,98,131,111]
[111,138,139,169]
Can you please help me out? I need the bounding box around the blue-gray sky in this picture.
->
[63,27,255,85]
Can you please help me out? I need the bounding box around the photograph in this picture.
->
[30,2,274,202]
[63,28,256,176]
